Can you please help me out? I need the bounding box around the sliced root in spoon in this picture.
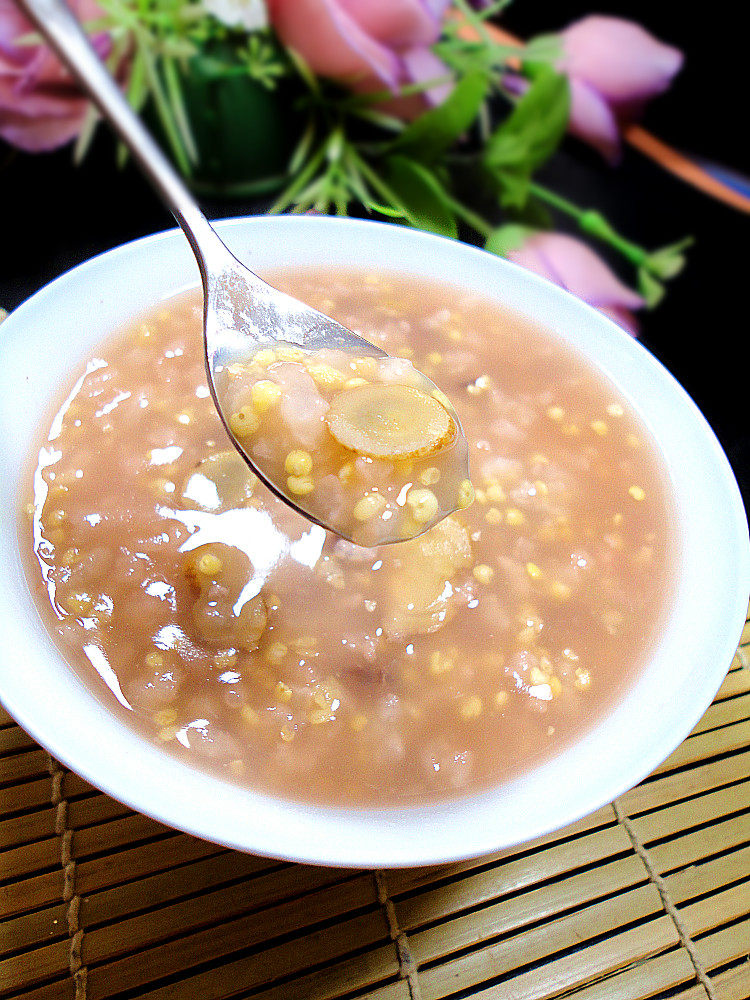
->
[326,383,456,460]
[215,344,473,544]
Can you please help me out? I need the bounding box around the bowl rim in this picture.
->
[1,214,748,868]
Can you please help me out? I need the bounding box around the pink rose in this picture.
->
[559,16,683,162]
[507,231,644,335]
[267,0,453,111]
[0,0,110,152]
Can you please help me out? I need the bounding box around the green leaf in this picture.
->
[523,32,564,64]
[288,119,317,176]
[642,237,694,280]
[269,140,328,214]
[637,268,666,308]
[364,201,408,219]
[508,196,554,230]
[636,238,692,306]
[384,156,458,238]
[391,69,489,162]
[136,30,192,176]
[483,66,570,208]
[73,103,100,165]
[162,55,198,164]
[286,46,320,94]
[484,224,535,257]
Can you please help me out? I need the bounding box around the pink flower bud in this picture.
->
[507,231,644,335]
[558,15,683,161]
[267,0,453,114]
[0,0,111,152]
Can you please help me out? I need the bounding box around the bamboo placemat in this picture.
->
[2,610,749,1000]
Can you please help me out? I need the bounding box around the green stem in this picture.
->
[529,182,649,268]
[442,194,493,239]
[268,141,328,215]
[451,0,493,46]
[162,55,198,164]
[348,149,413,221]
[135,29,191,176]
[349,147,492,239]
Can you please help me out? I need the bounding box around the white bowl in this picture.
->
[1,216,748,868]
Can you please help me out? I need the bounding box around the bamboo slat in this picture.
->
[393,826,635,932]
[0,748,48,783]
[1,900,68,959]
[0,938,71,995]
[0,706,18,727]
[712,963,750,999]
[81,868,368,969]
[619,748,750,815]
[383,805,616,898]
[209,942,401,1000]
[691,691,750,734]
[0,725,35,754]
[417,913,679,1000]
[648,813,750,876]
[553,948,700,1000]
[0,805,56,850]
[0,609,747,1000]
[102,917,394,1000]
[694,917,750,973]
[628,780,750,847]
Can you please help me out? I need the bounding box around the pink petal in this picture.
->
[0,80,84,118]
[1,0,105,72]
[567,77,621,163]
[337,0,445,48]
[267,0,401,89]
[505,241,559,285]
[422,0,452,17]
[0,0,112,150]
[401,46,453,106]
[508,232,644,312]
[597,305,640,336]
[561,15,683,106]
[0,105,86,150]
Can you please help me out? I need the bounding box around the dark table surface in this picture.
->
[2,0,747,512]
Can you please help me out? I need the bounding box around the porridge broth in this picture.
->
[22,270,677,805]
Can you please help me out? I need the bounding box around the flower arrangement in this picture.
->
[0,0,692,333]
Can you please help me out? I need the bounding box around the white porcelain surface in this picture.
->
[1,216,747,868]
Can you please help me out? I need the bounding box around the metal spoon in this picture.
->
[18,0,468,541]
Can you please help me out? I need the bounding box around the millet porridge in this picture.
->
[22,269,677,805]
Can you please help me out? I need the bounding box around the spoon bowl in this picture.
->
[198,240,389,536]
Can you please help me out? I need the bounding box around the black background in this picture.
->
[1,1,747,509]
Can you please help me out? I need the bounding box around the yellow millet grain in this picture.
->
[265,641,288,664]
[274,681,293,705]
[197,552,223,577]
[285,450,313,477]
[419,466,441,486]
[407,488,439,524]
[460,696,483,720]
[253,349,277,367]
[472,564,495,585]
[251,380,282,412]
[353,493,387,521]
[287,475,315,496]
[457,479,475,509]
[229,405,259,437]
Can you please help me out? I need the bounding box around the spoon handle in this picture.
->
[17,0,235,283]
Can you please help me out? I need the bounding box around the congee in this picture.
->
[22,269,677,805]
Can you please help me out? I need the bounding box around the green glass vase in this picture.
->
[172,41,303,199]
